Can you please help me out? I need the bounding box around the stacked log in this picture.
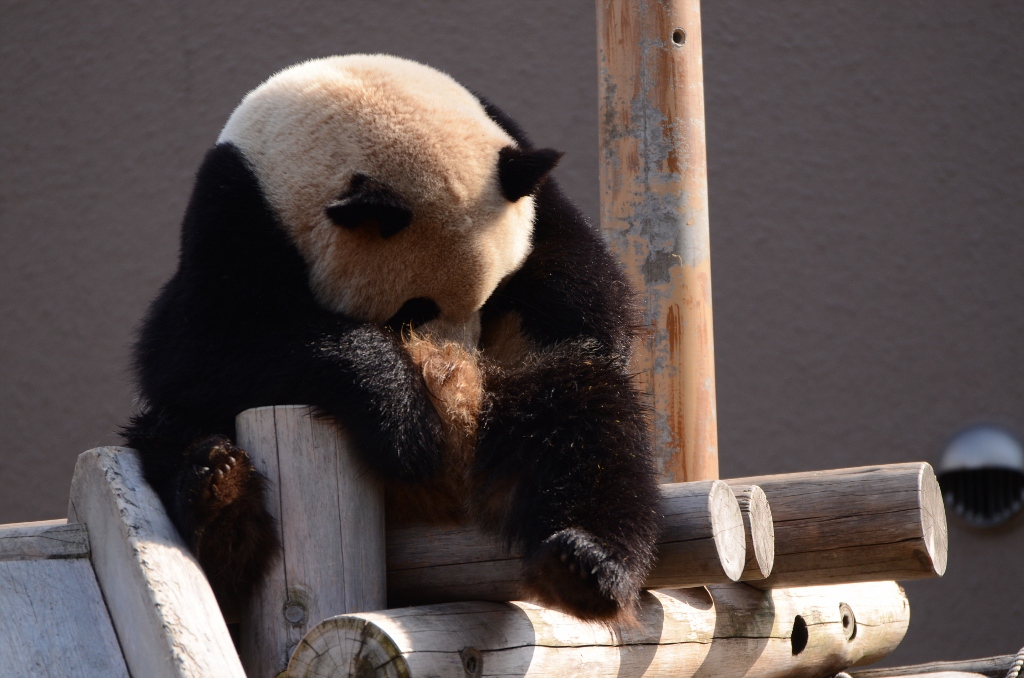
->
[286,582,910,678]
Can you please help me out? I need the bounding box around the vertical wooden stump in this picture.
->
[597,0,718,482]
[237,405,386,678]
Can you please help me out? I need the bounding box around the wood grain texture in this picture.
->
[730,463,948,588]
[237,405,387,678]
[0,518,89,561]
[67,447,245,678]
[286,581,909,678]
[387,479,745,607]
[597,0,719,483]
[0,558,129,677]
[732,484,774,580]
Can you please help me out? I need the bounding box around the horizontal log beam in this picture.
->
[286,581,909,678]
[730,463,947,588]
[386,479,749,607]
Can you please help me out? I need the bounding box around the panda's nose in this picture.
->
[384,297,441,333]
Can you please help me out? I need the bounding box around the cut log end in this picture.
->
[708,480,746,581]
[732,484,775,580]
[287,616,409,678]
[920,464,948,577]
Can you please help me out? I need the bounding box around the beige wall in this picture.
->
[1,0,1022,666]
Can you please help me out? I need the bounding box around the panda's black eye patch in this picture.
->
[325,174,413,238]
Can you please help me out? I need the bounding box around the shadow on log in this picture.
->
[286,581,909,678]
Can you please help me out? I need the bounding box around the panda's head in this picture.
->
[218,55,559,341]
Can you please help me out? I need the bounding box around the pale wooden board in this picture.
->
[0,558,128,677]
[68,447,245,678]
[286,581,910,678]
[0,518,89,561]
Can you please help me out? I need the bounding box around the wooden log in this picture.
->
[597,0,719,483]
[730,463,948,588]
[851,656,1015,678]
[387,479,747,607]
[285,581,909,678]
[237,405,386,678]
[732,484,774,580]
[0,518,89,561]
[67,447,244,678]
[0,558,129,677]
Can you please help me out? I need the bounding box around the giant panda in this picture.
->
[123,54,659,622]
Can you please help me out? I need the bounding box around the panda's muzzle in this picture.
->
[384,297,441,334]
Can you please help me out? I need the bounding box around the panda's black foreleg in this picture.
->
[472,340,660,621]
[122,407,278,619]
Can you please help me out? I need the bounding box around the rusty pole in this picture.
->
[597,0,719,482]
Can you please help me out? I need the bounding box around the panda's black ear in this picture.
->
[497,146,563,202]
[325,174,413,238]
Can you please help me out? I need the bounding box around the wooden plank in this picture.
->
[0,558,128,677]
[67,447,245,678]
[851,656,1015,678]
[0,518,89,561]
[285,581,909,678]
[732,484,774,580]
[597,0,718,483]
[731,463,948,588]
[386,479,746,607]
[237,405,387,677]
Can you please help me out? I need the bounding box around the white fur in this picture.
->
[218,55,535,331]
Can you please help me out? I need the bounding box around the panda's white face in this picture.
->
[218,55,535,340]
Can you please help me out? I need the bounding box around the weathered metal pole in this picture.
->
[597,0,719,482]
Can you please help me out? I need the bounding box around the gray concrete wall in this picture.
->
[2,0,1022,666]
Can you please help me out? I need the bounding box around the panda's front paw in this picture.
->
[521,527,642,623]
[180,435,278,617]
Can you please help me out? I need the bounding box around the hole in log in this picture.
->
[791,615,808,655]
[461,647,483,677]
[672,28,686,45]
[839,602,857,641]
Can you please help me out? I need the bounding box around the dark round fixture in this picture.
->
[938,425,1024,528]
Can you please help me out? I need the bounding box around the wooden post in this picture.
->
[67,448,245,678]
[386,479,749,607]
[285,581,909,678]
[597,0,718,482]
[237,406,386,678]
[731,463,948,588]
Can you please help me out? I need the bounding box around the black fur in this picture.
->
[497,146,563,202]
[124,100,658,621]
